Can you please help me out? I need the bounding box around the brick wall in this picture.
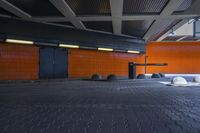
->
[146,42,200,74]
[68,49,145,78]
[0,43,39,80]
[3,41,200,80]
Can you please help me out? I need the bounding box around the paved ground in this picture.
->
[0,79,200,133]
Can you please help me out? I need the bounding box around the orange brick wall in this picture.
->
[0,43,39,80]
[68,49,145,78]
[146,42,200,74]
[2,41,199,80]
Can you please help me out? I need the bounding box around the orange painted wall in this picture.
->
[2,41,199,80]
[68,49,145,78]
[0,43,39,80]
[146,42,200,74]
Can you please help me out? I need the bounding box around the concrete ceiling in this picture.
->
[0,0,199,41]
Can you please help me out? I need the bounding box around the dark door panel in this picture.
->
[39,47,68,79]
[40,47,54,78]
[54,48,67,78]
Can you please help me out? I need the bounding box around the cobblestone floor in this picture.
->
[0,79,200,133]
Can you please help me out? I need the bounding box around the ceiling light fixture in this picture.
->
[127,50,140,54]
[6,39,34,45]
[98,48,113,51]
[59,44,79,48]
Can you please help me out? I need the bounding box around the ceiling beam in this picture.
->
[0,0,31,18]
[32,15,157,22]
[31,14,197,22]
[32,16,112,22]
[156,19,189,42]
[32,17,70,22]
[49,0,85,29]
[143,0,186,40]
[110,0,123,34]
[78,16,112,21]
[123,15,158,20]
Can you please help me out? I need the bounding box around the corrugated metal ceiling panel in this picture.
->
[7,0,64,17]
[175,0,193,12]
[122,20,154,38]
[65,0,111,16]
[123,0,169,15]
[83,21,113,33]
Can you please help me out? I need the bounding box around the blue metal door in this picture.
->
[39,47,67,79]
[54,48,67,78]
[40,47,54,78]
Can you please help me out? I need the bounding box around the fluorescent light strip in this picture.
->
[98,48,113,51]
[59,44,79,48]
[127,50,140,54]
[6,39,34,45]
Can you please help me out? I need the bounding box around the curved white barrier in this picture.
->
[171,77,188,85]
[193,76,200,83]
